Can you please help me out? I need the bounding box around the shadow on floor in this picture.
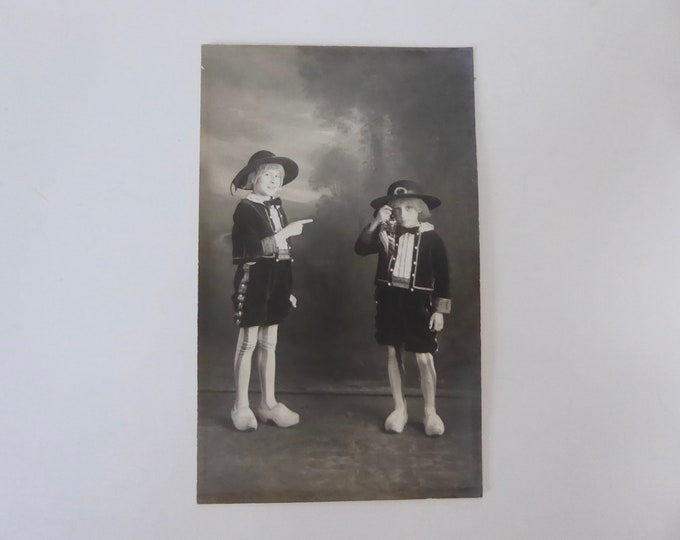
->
[197,391,482,504]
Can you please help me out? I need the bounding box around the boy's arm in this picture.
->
[234,204,314,262]
[355,205,392,256]
[354,224,381,255]
[431,235,451,314]
[233,223,267,261]
[232,204,271,261]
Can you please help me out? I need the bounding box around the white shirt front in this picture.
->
[391,232,415,288]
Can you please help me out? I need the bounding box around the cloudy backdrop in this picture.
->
[198,45,479,392]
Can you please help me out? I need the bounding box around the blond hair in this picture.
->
[390,196,431,219]
[245,163,285,191]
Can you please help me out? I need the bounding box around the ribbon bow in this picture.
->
[263,197,282,208]
[396,225,419,236]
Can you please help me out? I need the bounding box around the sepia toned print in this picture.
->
[198,45,481,503]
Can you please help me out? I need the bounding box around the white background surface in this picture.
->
[2,1,680,538]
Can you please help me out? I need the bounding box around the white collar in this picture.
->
[246,193,275,205]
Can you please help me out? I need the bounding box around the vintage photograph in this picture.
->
[197,44,481,503]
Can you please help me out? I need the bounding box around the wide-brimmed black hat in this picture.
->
[231,150,299,191]
[370,180,441,210]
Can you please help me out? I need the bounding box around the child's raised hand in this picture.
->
[377,205,393,223]
[370,205,393,230]
[277,218,314,239]
[429,312,444,332]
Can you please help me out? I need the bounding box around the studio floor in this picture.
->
[197,390,482,504]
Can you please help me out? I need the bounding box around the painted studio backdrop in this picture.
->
[198,45,481,503]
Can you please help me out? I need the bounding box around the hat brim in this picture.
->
[232,156,299,190]
[370,193,441,210]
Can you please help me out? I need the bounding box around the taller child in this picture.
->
[355,180,451,436]
[229,150,313,431]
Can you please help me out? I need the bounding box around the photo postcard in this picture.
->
[197,44,481,503]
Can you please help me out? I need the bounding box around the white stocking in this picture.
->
[256,324,279,409]
[233,326,258,409]
[384,345,408,432]
[416,352,437,413]
[387,345,406,411]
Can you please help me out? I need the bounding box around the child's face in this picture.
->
[252,165,283,197]
[391,199,421,228]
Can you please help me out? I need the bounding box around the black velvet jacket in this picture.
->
[231,198,291,264]
[354,224,451,314]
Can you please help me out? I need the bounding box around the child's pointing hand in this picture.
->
[277,219,314,239]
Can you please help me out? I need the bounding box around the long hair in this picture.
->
[245,163,285,191]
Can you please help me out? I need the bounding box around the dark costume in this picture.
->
[355,220,451,353]
[354,221,451,353]
[231,197,293,328]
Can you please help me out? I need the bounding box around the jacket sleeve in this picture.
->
[431,234,451,314]
[232,203,275,262]
[354,224,381,256]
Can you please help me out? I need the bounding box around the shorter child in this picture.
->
[355,180,451,436]
[229,150,313,432]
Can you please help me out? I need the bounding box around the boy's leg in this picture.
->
[231,326,258,431]
[385,345,408,433]
[256,324,278,409]
[415,352,445,436]
[255,324,300,427]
